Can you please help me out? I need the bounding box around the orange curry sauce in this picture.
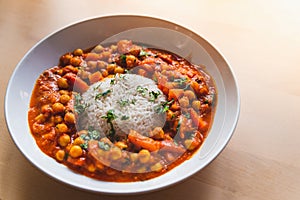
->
[28,40,217,182]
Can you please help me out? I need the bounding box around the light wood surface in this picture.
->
[1,0,300,199]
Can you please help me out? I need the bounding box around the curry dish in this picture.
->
[28,40,217,182]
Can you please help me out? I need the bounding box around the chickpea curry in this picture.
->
[28,40,217,182]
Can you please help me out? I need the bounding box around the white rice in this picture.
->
[80,74,166,136]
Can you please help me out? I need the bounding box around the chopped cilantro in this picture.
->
[154,99,174,114]
[101,109,117,122]
[74,93,87,114]
[120,54,127,64]
[95,89,111,100]
[98,141,110,151]
[117,99,130,107]
[121,115,130,120]
[80,142,88,150]
[149,90,161,102]
[139,49,157,57]
[110,79,115,85]
[101,110,117,137]
[136,85,148,96]
[174,77,188,85]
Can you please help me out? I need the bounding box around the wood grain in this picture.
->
[1,0,300,199]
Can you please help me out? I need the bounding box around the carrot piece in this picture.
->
[89,71,103,84]
[189,108,209,132]
[128,130,161,152]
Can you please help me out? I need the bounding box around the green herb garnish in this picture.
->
[139,49,157,57]
[74,93,87,114]
[93,82,102,90]
[174,77,188,85]
[120,54,127,64]
[101,109,117,122]
[98,141,110,151]
[131,99,136,105]
[79,127,102,150]
[121,115,130,120]
[136,85,148,96]
[171,113,176,120]
[101,110,117,137]
[154,99,174,114]
[184,112,191,119]
[117,99,130,107]
[110,79,115,85]
[80,142,88,150]
[95,89,111,100]
[149,90,161,102]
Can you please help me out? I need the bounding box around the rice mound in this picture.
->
[80,74,166,136]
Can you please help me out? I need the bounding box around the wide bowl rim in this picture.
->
[4,14,240,194]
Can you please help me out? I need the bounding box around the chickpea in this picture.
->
[93,45,104,53]
[64,112,75,124]
[53,115,63,124]
[73,48,83,56]
[106,63,116,74]
[64,65,78,74]
[41,104,52,114]
[58,134,71,147]
[150,162,163,172]
[70,57,81,67]
[56,123,68,133]
[69,145,83,158]
[114,141,128,149]
[114,66,125,74]
[137,167,146,173]
[73,137,84,145]
[60,54,72,65]
[126,55,136,68]
[138,149,151,163]
[130,153,138,162]
[52,102,65,113]
[56,69,64,76]
[59,94,70,104]
[179,96,189,108]
[59,90,69,95]
[184,90,196,100]
[106,74,115,79]
[192,100,201,110]
[57,77,69,89]
[55,150,65,162]
[110,147,122,160]
[87,164,96,172]
[101,69,109,77]
[184,138,200,151]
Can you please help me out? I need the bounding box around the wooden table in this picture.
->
[1,0,300,199]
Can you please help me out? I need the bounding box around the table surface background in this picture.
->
[1,0,300,199]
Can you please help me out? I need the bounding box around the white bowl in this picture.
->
[5,15,240,194]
